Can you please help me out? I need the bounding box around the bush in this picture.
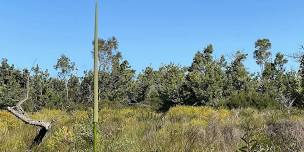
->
[226,91,280,109]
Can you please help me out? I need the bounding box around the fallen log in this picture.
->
[6,75,52,148]
[7,106,51,130]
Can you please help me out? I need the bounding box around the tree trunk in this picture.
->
[7,75,52,148]
[7,107,51,129]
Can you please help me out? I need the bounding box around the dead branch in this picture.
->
[16,75,30,109]
[7,106,51,129]
[6,74,52,147]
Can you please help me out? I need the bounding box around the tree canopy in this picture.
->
[1,38,304,111]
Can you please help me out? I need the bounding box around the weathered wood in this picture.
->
[16,75,30,108]
[31,127,48,147]
[6,74,52,147]
[7,106,51,129]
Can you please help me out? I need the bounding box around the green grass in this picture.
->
[0,106,304,152]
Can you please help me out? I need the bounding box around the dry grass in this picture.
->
[0,106,304,152]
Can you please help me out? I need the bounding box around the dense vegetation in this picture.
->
[1,37,304,151]
[1,106,304,151]
[1,38,303,111]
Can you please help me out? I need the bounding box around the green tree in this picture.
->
[280,71,299,108]
[260,53,288,105]
[135,66,162,109]
[156,64,185,111]
[295,54,304,107]
[254,39,272,74]
[108,52,136,103]
[28,65,50,111]
[0,58,25,108]
[184,45,225,106]
[96,37,118,72]
[273,53,288,94]
[48,77,65,108]
[226,51,249,93]
[67,75,81,109]
[137,66,156,102]
[54,55,76,102]
[299,55,304,94]
[79,70,93,105]
[274,53,288,73]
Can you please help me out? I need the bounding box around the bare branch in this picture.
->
[7,106,51,129]
[16,75,30,114]
[6,73,52,147]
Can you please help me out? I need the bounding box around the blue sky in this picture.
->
[0,0,303,76]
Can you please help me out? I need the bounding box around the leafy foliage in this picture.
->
[1,38,304,111]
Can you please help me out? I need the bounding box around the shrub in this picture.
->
[226,91,280,109]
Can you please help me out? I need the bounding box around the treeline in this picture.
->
[1,38,304,111]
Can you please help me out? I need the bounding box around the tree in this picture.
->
[95,37,118,72]
[285,48,304,107]
[156,64,185,111]
[259,53,289,105]
[184,44,225,106]
[79,70,94,105]
[137,66,156,102]
[0,58,25,108]
[5,66,52,147]
[280,71,298,109]
[0,59,52,146]
[274,53,288,73]
[29,65,50,111]
[273,53,288,94]
[226,51,249,93]
[54,54,76,102]
[108,52,136,103]
[67,75,81,109]
[135,66,162,108]
[295,54,304,107]
[47,77,66,108]
[299,55,304,94]
[254,39,272,74]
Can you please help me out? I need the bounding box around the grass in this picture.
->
[0,106,304,152]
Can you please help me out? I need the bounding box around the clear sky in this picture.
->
[0,0,303,76]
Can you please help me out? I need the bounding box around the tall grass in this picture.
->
[0,106,303,151]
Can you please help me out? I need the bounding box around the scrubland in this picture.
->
[1,106,304,152]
